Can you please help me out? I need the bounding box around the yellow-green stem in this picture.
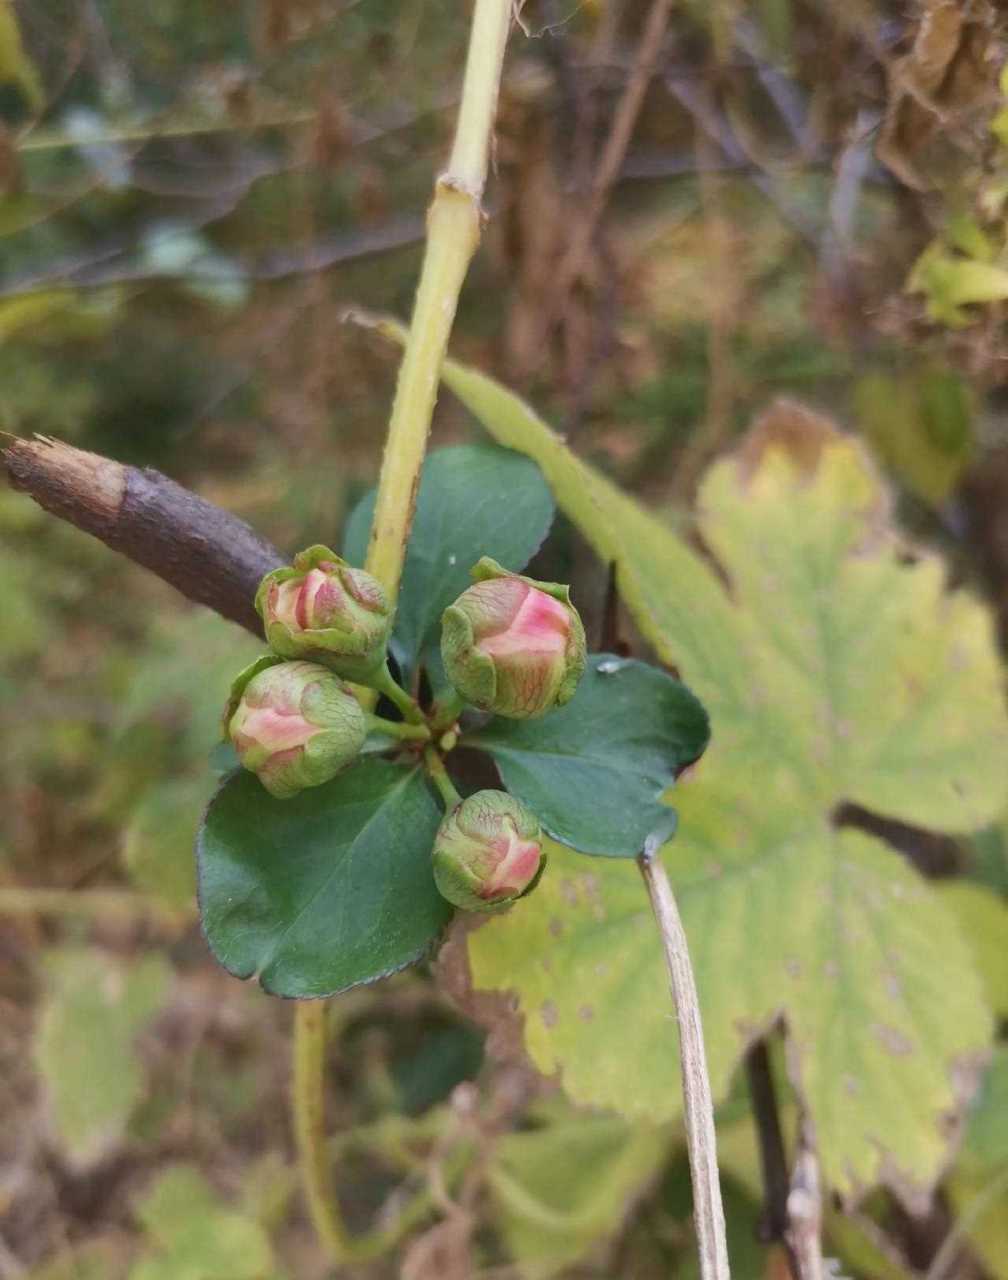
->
[424,747,463,809]
[366,714,431,743]
[363,0,512,603]
[372,661,425,723]
[292,1002,350,1261]
[429,688,466,735]
[292,0,514,1265]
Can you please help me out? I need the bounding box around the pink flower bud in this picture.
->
[440,557,586,718]
[256,546,391,681]
[225,658,366,798]
[432,790,545,912]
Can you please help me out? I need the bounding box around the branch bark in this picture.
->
[2,436,282,636]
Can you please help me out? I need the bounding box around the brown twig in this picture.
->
[663,71,821,251]
[745,1038,828,1280]
[558,0,674,284]
[637,844,731,1280]
[786,1118,825,1280]
[529,0,675,363]
[745,1043,792,1241]
[745,1040,803,1279]
[2,436,283,636]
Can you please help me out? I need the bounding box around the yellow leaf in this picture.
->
[390,334,1007,1206]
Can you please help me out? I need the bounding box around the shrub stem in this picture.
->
[291,1003,351,1261]
[371,662,426,723]
[291,0,514,1265]
[366,715,431,743]
[424,748,463,809]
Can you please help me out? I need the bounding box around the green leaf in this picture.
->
[469,655,709,857]
[197,759,450,998]
[956,1046,1008,1180]
[0,1,44,110]
[113,611,263,768]
[431,357,1008,827]
[936,881,1008,1017]
[908,241,1008,328]
[946,1048,1008,1279]
[823,1209,915,1280]
[123,776,211,908]
[471,826,988,1205]
[667,1167,770,1280]
[35,949,171,1164]
[487,1103,668,1278]
[131,1165,273,1280]
[343,443,553,674]
[420,351,1006,1205]
[853,367,973,505]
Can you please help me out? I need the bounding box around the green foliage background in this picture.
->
[2,1,1008,1277]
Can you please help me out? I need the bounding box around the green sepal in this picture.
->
[252,544,347,618]
[463,556,588,711]
[471,555,568,603]
[440,602,497,709]
[254,544,391,681]
[222,654,285,737]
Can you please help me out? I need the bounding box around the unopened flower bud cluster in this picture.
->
[225,545,589,915]
[226,547,392,798]
[431,557,586,912]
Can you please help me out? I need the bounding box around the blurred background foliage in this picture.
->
[1,0,1008,1276]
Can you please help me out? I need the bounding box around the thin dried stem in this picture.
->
[529,0,675,362]
[559,0,674,288]
[785,1119,824,1280]
[637,846,731,1280]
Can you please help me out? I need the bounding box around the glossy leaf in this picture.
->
[197,759,449,998]
[343,443,553,674]
[469,655,709,857]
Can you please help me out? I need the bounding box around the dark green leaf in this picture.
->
[469,655,710,857]
[343,444,554,674]
[197,759,449,998]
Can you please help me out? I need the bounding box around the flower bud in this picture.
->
[432,790,545,912]
[256,546,391,681]
[225,657,366,798]
[440,557,586,719]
